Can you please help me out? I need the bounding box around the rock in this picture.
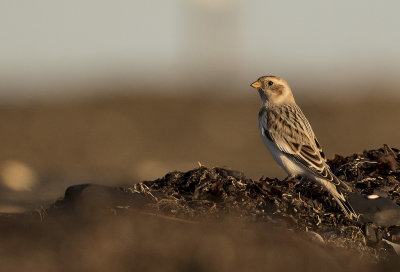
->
[364,223,378,245]
[382,239,400,255]
[348,194,400,226]
[388,226,400,243]
[61,184,151,211]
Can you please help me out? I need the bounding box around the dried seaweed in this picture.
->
[120,145,400,262]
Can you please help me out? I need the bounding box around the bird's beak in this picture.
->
[250,81,261,88]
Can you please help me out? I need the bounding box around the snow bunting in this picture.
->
[251,75,357,219]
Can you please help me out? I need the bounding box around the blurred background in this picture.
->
[0,0,399,211]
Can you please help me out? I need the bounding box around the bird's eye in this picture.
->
[267,81,274,86]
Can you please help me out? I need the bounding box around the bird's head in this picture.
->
[250,76,295,105]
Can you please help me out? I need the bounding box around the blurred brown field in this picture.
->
[0,91,399,209]
[0,212,389,272]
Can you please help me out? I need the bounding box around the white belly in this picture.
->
[260,129,305,177]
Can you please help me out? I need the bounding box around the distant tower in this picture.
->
[179,0,241,90]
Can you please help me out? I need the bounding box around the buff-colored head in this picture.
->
[250,76,295,105]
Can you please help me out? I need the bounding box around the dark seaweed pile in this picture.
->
[123,145,400,261]
[331,145,400,201]
[20,145,400,264]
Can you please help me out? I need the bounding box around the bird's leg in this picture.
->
[283,174,298,182]
[299,176,307,182]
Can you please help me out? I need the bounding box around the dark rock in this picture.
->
[61,184,151,212]
[348,194,400,226]
[365,223,378,245]
[388,226,400,243]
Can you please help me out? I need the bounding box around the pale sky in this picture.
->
[0,0,399,100]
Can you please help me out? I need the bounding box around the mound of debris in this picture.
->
[49,145,400,262]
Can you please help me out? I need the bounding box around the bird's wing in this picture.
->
[260,105,338,185]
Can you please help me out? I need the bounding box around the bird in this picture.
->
[250,75,357,219]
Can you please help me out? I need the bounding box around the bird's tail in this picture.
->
[332,193,357,220]
[320,174,358,219]
[334,174,353,193]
